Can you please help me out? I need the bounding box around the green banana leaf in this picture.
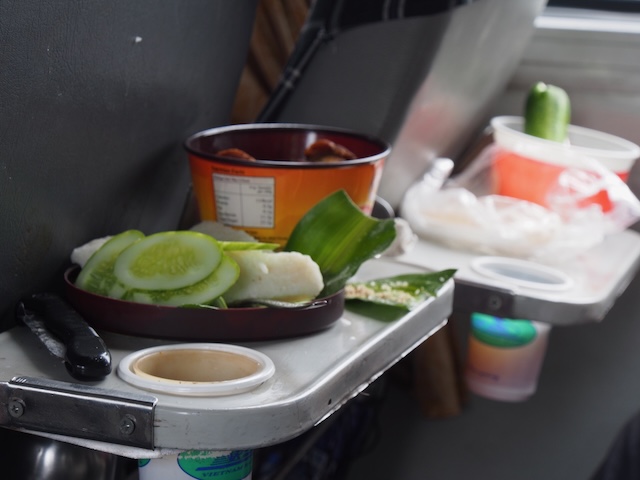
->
[345,269,456,309]
[284,190,397,297]
[345,269,456,321]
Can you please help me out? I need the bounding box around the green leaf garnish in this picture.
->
[219,241,279,251]
[284,190,397,297]
[345,269,456,314]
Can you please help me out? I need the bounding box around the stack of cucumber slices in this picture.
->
[73,191,454,314]
[74,191,400,309]
[75,230,256,307]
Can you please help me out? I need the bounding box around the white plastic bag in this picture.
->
[401,144,640,262]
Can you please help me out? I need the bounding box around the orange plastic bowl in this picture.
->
[185,124,390,246]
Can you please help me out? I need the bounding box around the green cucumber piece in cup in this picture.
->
[524,81,571,142]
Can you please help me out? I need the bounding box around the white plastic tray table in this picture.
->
[0,257,454,456]
[395,229,640,325]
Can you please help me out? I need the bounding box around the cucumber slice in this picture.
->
[114,231,223,291]
[524,81,571,142]
[75,230,145,297]
[127,253,240,306]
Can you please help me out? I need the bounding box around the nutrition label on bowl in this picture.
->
[212,173,275,228]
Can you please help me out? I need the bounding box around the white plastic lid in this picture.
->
[471,256,574,291]
[118,343,275,396]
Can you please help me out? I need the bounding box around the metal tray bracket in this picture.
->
[0,376,156,449]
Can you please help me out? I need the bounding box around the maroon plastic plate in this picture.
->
[64,267,344,342]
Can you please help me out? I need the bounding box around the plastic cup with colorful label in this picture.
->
[464,312,551,402]
[138,450,253,480]
[490,116,640,212]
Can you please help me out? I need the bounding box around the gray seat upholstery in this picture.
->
[0,0,258,330]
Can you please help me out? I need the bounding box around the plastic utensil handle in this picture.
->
[21,293,112,380]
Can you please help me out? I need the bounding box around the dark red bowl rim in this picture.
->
[184,123,391,168]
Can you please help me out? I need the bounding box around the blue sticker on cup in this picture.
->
[471,313,537,348]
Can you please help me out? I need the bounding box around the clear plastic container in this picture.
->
[490,115,640,212]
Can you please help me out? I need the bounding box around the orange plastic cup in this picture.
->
[185,124,389,246]
[491,116,639,212]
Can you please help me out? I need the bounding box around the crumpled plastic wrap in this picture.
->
[401,144,640,262]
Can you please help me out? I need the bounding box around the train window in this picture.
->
[547,0,640,12]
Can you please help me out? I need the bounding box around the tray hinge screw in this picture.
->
[8,398,25,418]
[120,414,136,435]
[487,294,503,311]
